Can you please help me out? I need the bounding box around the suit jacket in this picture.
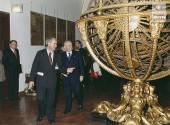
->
[61,51,84,80]
[2,48,22,74]
[30,49,61,88]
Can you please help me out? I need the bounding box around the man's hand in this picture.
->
[67,67,75,74]
[29,81,34,89]
[80,76,84,82]
[61,73,68,77]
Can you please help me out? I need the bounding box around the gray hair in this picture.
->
[45,38,57,46]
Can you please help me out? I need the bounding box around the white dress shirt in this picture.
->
[10,48,15,53]
[47,49,54,63]
[66,51,72,58]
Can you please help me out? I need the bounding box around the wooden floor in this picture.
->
[0,74,170,125]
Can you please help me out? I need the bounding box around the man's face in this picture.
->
[9,41,17,50]
[75,42,81,49]
[48,39,57,51]
[64,42,73,52]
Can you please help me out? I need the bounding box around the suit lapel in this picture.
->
[69,51,75,62]
[9,48,16,57]
[45,49,56,67]
[65,51,76,68]
[65,51,74,61]
[8,48,19,62]
[44,49,51,66]
[63,52,70,67]
[64,52,68,61]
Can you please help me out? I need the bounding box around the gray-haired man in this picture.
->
[29,38,61,124]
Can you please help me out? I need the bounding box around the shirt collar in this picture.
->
[10,48,15,53]
[47,49,54,55]
[66,51,72,55]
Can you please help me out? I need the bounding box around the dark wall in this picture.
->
[0,11,10,50]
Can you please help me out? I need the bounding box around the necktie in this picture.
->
[68,53,71,60]
[14,50,17,58]
[49,52,52,65]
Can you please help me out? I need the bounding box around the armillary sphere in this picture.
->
[77,0,170,125]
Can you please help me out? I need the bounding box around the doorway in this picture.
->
[0,11,10,50]
[0,11,10,98]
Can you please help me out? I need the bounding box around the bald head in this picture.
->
[64,41,73,52]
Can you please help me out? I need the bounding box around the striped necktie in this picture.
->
[49,52,52,65]
[14,50,17,58]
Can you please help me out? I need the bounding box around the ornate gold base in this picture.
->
[93,81,170,125]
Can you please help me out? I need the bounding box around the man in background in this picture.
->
[74,40,93,91]
[29,38,61,124]
[2,40,22,101]
[61,41,84,114]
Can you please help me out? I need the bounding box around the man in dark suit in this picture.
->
[29,38,61,124]
[61,40,84,114]
[74,40,93,95]
[2,40,22,101]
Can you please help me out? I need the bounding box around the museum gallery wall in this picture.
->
[31,11,75,47]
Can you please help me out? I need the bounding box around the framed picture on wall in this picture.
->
[57,18,66,48]
[31,11,44,45]
[45,15,56,41]
[67,20,75,42]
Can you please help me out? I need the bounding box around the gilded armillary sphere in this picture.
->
[77,0,170,125]
[78,0,170,81]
